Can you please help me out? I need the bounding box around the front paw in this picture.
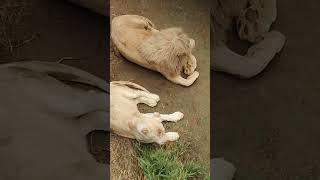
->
[153,94,160,102]
[264,31,286,52]
[148,100,158,107]
[166,132,180,141]
[172,112,184,122]
[187,71,200,80]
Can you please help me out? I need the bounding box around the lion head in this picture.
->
[138,27,197,77]
[236,2,270,43]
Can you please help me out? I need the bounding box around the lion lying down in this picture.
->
[212,0,286,78]
[111,15,199,86]
[111,81,183,144]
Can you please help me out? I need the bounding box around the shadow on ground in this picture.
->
[0,0,110,172]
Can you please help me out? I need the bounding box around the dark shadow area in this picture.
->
[0,0,109,179]
[212,1,320,179]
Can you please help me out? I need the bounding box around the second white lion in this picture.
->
[110,81,183,144]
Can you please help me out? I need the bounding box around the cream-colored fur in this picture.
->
[111,81,183,144]
[111,15,199,86]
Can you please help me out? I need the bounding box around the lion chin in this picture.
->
[111,15,199,87]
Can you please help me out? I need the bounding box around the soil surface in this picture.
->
[110,0,211,178]
[212,1,320,179]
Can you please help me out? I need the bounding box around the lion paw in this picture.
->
[148,101,158,107]
[172,112,184,122]
[166,132,180,141]
[187,71,199,80]
[151,94,160,102]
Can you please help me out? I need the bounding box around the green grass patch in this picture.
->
[134,142,205,180]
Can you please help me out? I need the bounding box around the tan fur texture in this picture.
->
[138,27,193,77]
[111,15,199,86]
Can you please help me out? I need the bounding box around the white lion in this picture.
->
[111,81,183,144]
[212,0,286,78]
[111,15,199,86]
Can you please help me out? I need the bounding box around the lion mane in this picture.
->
[138,27,193,77]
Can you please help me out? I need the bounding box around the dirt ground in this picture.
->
[110,0,211,178]
[212,1,320,179]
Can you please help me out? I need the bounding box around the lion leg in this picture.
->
[121,89,139,99]
[120,86,159,106]
[143,111,184,122]
[157,132,180,145]
[134,91,160,107]
[166,71,199,87]
[155,132,180,145]
[212,31,285,79]
[159,112,184,122]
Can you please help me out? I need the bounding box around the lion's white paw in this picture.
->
[172,111,184,122]
[153,94,160,102]
[149,93,160,102]
[265,31,286,52]
[187,71,199,80]
[166,132,180,141]
[148,100,158,107]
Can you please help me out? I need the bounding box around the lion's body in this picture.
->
[110,81,183,144]
[111,15,159,71]
[111,15,199,86]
